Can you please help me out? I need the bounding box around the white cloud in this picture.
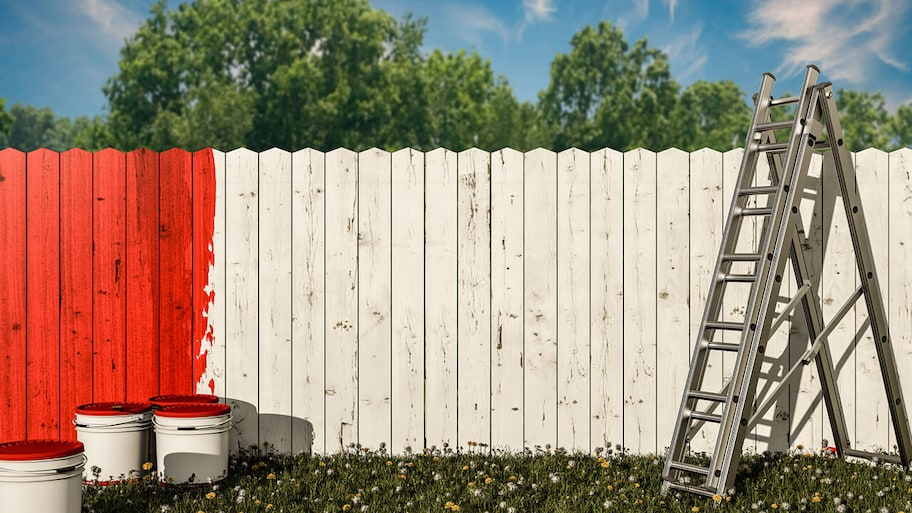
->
[739,0,908,85]
[441,2,511,45]
[664,0,678,22]
[662,22,707,81]
[80,0,140,43]
[523,0,556,22]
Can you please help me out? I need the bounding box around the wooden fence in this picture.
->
[2,147,912,458]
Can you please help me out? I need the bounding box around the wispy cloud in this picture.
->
[80,0,141,44]
[440,2,511,45]
[739,0,908,85]
[523,0,556,22]
[664,0,678,22]
[662,22,707,81]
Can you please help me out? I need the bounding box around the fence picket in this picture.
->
[325,148,359,452]
[655,149,690,453]
[424,148,458,450]
[225,149,260,453]
[292,148,326,455]
[490,148,524,451]
[358,148,393,451]
[557,148,590,452]
[524,148,557,450]
[590,148,624,452]
[259,148,294,453]
[391,148,425,454]
[890,149,912,453]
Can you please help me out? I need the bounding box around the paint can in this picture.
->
[75,402,153,483]
[0,440,85,513]
[153,403,231,484]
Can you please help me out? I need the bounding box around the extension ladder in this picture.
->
[661,65,912,497]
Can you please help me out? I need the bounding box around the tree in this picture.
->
[890,103,912,149]
[835,89,890,151]
[671,80,751,151]
[0,99,12,142]
[538,21,679,151]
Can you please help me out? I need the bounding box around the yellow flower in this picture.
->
[771,504,778,509]
[508,475,517,481]
[343,505,351,511]
[205,492,216,499]
[319,461,326,467]
[691,507,700,512]
[399,474,407,480]
[712,495,722,503]
[811,496,821,503]
[451,506,461,512]
[267,473,276,480]
[462,465,469,471]
[142,462,153,471]
[407,462,415,468]
[266,505,273,510]
[468,482,475,488]
[386,460,393,466]
[485,477,493,484]
[601,461,610,468]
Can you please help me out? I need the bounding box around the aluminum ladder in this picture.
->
[661,64,912,497]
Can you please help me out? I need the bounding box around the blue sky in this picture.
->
[1,0,910,120]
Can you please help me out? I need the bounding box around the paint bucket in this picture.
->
[149,394,220,409]
[153,403,231,484]
[75,402,153,483]
[0,440,85,513]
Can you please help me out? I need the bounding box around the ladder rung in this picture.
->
[688,390,727,402]
[757,142,789,152]
[705,321,744,331]
[739,186,778,197]
[770,95,799,106]
[664,480,716,497]
[720,273,756,283]
[722,253,762,262]
[843,448,903,465]
[756,120,793,131]
[740,207,773,216]
[689,410,723,423]
[668,461,711,476]
[705,341,741,352]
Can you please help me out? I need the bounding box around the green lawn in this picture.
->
[82,445,912,512]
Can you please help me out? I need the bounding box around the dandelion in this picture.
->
[691,507,700,512]
[343,505,351,511]
[485,477,493,484]
[266,473,276,480]
[712,495,722,503]
[143,462,154,471]
[206,492,216,499]
[601,461,610,468]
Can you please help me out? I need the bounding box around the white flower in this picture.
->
[499,502,507,509]
[603,500,613,509]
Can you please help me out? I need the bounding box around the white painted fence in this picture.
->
[202,147,912,457]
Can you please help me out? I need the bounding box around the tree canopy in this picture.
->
[1,0,910,152]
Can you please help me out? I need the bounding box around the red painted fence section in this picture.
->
[0,148,216,442]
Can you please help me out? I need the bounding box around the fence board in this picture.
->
[457,148,492,448]
[425,148,458,450]
[854,149,890,451]
[93,149,127,402]
[590,148,624,452]
[259,148,294,453]
[291,148,326,455]
[557,148,590,452]
[160,149,193,395]
[126,149,160,401]
[193,149,222,397]
[655,149,689,453]
[26,149,60,439]
[0,149,26,442]
[524,148,557,450]
[225,149,260,453]
[490,148,524,450]
[325,148,359,452]
[60,149,94,440]
[623,148,657,453]
[890,149,912,455]
[391,148,425,454]
[358,148,393,451]
[687,148,722,454]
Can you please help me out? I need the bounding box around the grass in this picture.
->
[82,444,912,513]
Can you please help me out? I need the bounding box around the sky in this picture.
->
[1,0,911,120]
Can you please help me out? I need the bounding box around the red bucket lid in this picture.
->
[0,440,84,461]
[76,402,152,415]
[154,403,230,418]
[149,394,219,407]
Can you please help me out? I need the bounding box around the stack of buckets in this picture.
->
[0,394,231,513]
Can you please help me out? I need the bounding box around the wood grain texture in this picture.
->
[0,149,26,441]
[391,148,425,454]
[490,148,524,451]
[60,149,94,440]
[26,149,60,438]
[193,149,221,397]
[93,149,127,403]
[889,149,912,456]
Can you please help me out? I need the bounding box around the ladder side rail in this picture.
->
[817,83,912,465]
[662,73,779,486]
[708,66,822,492]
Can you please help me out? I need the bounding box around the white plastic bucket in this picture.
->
[0,440,85,513]
[75,402,153,483]
[153,403,231,484]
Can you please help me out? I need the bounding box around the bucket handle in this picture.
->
[73,416,151,428]
[152,417,232,431]
[0,453,87,476]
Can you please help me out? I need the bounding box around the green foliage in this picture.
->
[82,446,912,512]
[672,80,752,151]
[0,102,107,151]
[835,89,891,151]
